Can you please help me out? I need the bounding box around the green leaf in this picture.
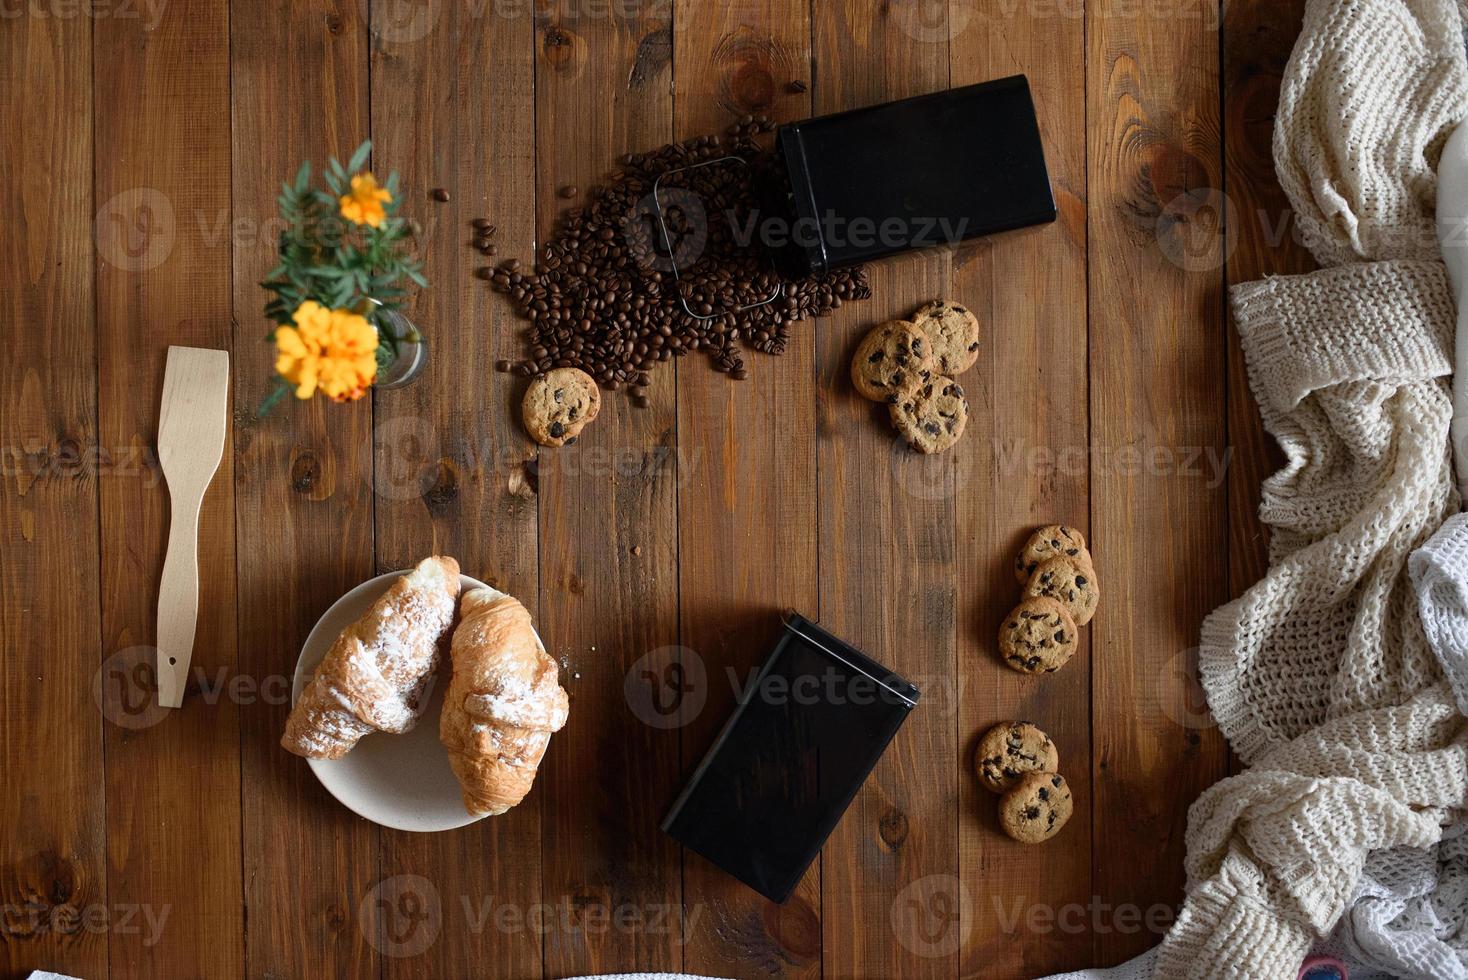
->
[257,380,292,418]
[347,140,372,175]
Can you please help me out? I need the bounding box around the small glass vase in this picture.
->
[372,304,427,390]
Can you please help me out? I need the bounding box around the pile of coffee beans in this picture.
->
[479,116,871,398]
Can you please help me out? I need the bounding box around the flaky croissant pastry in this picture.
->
[282,556,461,760]
[440,587,568,816]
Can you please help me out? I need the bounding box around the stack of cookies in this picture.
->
[999,524,1097,675]
[974,721,1074,844]
[849,300,980,454]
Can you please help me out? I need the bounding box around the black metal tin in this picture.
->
[661,612,919,904]
[766,74,1057,277]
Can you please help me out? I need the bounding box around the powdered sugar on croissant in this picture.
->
[282,556,460,760]
[441,587,568,816]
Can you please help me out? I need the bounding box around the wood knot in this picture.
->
[421,458,460,514]
[762,894,819,962]
[324,12,343,34]
[712,29,793,116]
[628,27,671,90]
[878,807,909,850]
[1146,143,1214,219]
[290,450,320,495]
[542,25,580,71]
[41,851,78,904]
[564,572,585,596]
[324,903,348,930]
[729,60,774,113]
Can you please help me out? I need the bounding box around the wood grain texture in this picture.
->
[672,3,822,977]
[1222,0,1309,602]
[810,3,958,977]
[1086,0,1231,964]
[531,2,684,975]
[0,2,1308,976]
[950,2,1093,975]
[368,2,543,977]
[93,2,243,977]
[0,10,107,979]
[229,1,379,976]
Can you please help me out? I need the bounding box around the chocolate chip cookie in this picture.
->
[999,772,1073,844]
[889,376,968,453]
[1014,524,1091,583]
[998,596,1078,674]
[974,721,1059,794]
[911,299,981,374]
[522,367,601,447]
[1024,557,1099,627]
[850,319,934,402]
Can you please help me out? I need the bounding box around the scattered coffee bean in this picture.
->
[475,119,871,395]
[560,185,579,199]
[495,359,512,372]
[787,79,808,93]
[431,187,450,202]
[472,218,494,231]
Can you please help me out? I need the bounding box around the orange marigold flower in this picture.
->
[339,172,392,228]
[275,301,379,401]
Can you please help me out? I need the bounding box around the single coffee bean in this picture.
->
[472,218,493,231]
[431,187,450,202]
[561,185,579,199]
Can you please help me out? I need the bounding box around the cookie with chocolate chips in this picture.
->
[889,376,969,453]
[850,319,934,402]
[1014,524,1091,583]
[974,721,1059,794]
[997,596,1078,674]
[911,299,981,374]
[999,772,1073,844]
[1024,556,1099,627]
[522,367,601,447]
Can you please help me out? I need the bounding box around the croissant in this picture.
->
[440,587,569,815]
[282,556,461,760]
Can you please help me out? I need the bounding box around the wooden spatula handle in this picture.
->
[156,493,203,708]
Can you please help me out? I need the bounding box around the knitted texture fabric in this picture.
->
[1412,512,1468,714]
[1151,1,1468,977]
[1273,0,1468,267]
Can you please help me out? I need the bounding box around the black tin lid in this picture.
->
[661,611,919,903]
[770,74,1057,277]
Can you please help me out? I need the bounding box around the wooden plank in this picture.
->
[1222,0,1309,604]
[809,3,958,977]
[529,2,683,975]
[367,3,543,978]
[0,11,107,980]
[92,1,243,977]
[671,3,821,978]
[1086,0,1231,965]
[229,1,379,976]
[949,3,1092,976]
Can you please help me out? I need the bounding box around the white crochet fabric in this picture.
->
[1151,1,1468,977]
[1412,513,1468,714]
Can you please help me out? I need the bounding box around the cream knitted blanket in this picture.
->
[1152,0,1468,976]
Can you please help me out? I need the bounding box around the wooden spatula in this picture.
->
[155,346,230,708]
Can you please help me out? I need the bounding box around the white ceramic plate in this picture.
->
[291,570,536,833]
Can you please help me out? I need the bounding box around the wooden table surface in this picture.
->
[1,0,1312,977]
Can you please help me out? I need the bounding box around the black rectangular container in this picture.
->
[767,74,1056,277]
[662,613,919,903]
